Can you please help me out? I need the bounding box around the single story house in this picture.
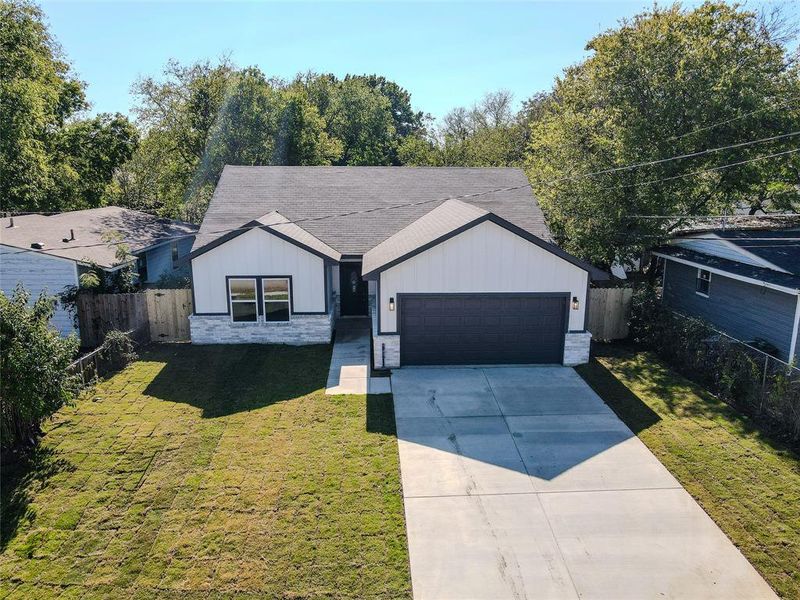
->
[654,227,800,363]
[0,207,198,335]
[188,166,607,368]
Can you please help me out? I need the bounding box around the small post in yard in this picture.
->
[761,355,769,413]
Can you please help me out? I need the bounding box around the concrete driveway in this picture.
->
[391,366,776,600]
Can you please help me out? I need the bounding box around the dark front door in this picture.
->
[400,294,567,365]
[339,263,368,316]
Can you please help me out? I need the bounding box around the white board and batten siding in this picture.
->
[378,220,589,332]
[0,244,79,335]
[192,228,327,314]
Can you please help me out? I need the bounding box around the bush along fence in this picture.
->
[630,285,800,441]
[68,329,141,387]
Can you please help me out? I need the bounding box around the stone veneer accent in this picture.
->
[563,331,592,366]
[190,312,333,345]
[370,295,400,369]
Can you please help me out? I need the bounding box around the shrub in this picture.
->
[100,330,138,372]
[629,283,800,440]
[0,286,81,451]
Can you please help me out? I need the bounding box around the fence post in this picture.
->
[761,355,769,413]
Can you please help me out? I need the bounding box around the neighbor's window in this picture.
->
[229,278,258,322]
[263,278,290,322]
[696,269,711,297]
[171,241,179,269]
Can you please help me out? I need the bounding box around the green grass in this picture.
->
[576,346,800,599]
[0,344,411,599]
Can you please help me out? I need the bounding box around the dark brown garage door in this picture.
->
[399,294,568,365]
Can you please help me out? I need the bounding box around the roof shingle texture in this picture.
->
[362,199,488,275]
[655,245,800,291]
[194,166,550,255]
[0,207,198,268]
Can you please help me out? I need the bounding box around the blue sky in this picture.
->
[41,1,736,122]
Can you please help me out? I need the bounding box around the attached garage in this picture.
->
[362,199,607,368]
[400,294,567,365]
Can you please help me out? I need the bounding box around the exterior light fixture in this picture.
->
[572,296,580,310]
[389,297,395,311]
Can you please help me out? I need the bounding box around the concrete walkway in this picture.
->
[325,318,391,395]
[391,366,776,600]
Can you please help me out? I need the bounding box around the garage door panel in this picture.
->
[401,294,566,365]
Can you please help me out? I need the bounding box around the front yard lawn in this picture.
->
[576,346,800,600]
[0,344,411,599]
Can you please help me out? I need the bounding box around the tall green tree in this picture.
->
[526,2,800,268]
[0,0,137,212]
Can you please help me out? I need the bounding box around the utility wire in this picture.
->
[531,130,800,185]
[666,96,800,141]
[595,147,800,191]
[7,129,800,218]
[2,144,799,257]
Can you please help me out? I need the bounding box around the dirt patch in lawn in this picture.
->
[0,344,411,599]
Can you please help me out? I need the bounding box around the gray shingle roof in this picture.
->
[0,207,198,269]
[712,228,800,275]
[193,166,551,256]
[362,199,488,276]
[255,211,342,261]
[654,245,800,291]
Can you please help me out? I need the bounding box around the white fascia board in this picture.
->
[653,252,799,296]
[675,234,790,273]
[789,295,800,363]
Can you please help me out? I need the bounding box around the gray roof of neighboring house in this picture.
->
[654,245,800,291]
[0,207,198,269]
[192,166,552,256]
[707,228,800,275]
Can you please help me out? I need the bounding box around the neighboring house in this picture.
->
[653,227,800,363]
[188,166,607,368]
[0,207,198,336]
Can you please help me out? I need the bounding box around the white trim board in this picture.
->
[790,295,800,362]
[653,252,800,296]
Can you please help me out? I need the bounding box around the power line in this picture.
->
[595,147,800,191]
[2,146,799,258]
[531,130,800,185]
[7,129,800,219]
[666,97,800,142]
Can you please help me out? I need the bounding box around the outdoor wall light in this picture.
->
[389,297,396,311]
[572,296,580,310]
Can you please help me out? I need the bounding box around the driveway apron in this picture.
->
[391,366,777,600]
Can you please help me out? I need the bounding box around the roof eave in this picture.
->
[362,213,608,281]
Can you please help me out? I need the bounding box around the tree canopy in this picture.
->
[0,0,137,213]
[2,0,798,272]
[525,2,800,267]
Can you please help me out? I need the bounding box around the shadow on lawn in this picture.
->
[366,394,397,436]
[1,446,74,551]
[142,343,331,417]
[574,355,662,435]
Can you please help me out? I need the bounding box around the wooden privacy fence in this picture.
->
[77,289,193,347]
[586,287,633,341]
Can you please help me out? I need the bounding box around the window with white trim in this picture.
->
[262,278,290,322]
[696,269,711,297]
[229,278,258,322]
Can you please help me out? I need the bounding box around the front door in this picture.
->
[339,263,368,316]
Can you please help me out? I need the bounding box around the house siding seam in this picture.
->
[563,331,592,366]
[189,312,333,345]
[663,259,796,360]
